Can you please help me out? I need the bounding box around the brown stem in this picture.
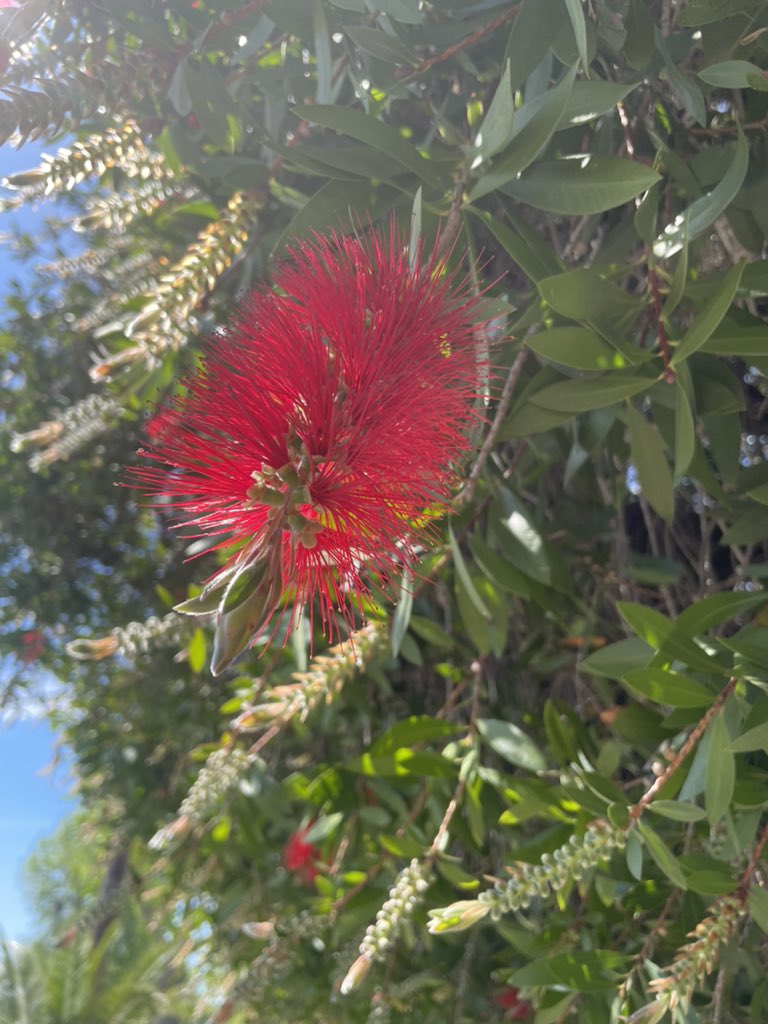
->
[456,347,527,506]
[395,5,521,81]
[739,818,768,889]
[428,658,484,860]
[629,676,738,823]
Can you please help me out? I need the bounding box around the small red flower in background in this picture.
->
[135,225,484,660]
[493,987,532,1021]
[283,826,320,884]
[21,628,45,664]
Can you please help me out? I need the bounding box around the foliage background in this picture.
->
[2,0,768,1021]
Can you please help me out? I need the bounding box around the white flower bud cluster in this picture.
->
[11,394,122,471]
[75,181,197,234]
[359,859,432,963]
[241,621,385,727]
[645,893,746,1014]
[178,747,254,826]
[478,819,625,919]
[2,119,165,200]
[340,860,432,996]
[149,747,254,850]
[67,611,188,661]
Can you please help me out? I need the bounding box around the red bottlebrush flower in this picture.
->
[493,988,532,1021]
[134,225,484,669]
[21,628,45,664]
[283,826,320,884]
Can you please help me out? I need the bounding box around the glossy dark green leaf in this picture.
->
[672,260,746,364]
[580,638,653,679]
[623,667,714,708]
[344,25,416,64]
[390,567,413,658]
[500,155,660,214]
[637,820,687,888]
[627,404,674,522]
[655,127,749,257]
[372,715,460,754]
[510,950,628,991]
[530,374,651,413]
[647,800,706,822]
[705,711,735,824]
[292,104,443,186]
[477,718,547,773]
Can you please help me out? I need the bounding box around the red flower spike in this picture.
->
[493,987,532,1021]
[283,826,320,884]
[134,225,485,657]
[21,628,45,664]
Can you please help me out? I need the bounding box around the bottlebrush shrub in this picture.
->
[134,226,486,673]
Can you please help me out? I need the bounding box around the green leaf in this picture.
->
[467,207,560,283]
[167,59,192,117]
[648,800,706,822]
[654,126,749,257]
[408,615,454,650]
[371,715,460,754]
[623,0,655,69]
[436,858,481,891]
[580,638,653,679]
[558,80,639,128]
[699,60,766,88]
[499,155,660,214]
[634,181,660,246]
[749,887,768,934]
[627,404,674,522]
[656,27,706,125]
[673,373,696,481]
[625,830,643,880]
[510,950,629,992]
[494,495,551,584]
[617,602,672,647]
[623,667,714,708]
[304,812,344,843]
[469,67,576,198]
[637,821,687,889]
[673,591,768,636]
[188,628,207,674]
[705,711,735,825]
[344,25,416,65]
[530,374,651,413]
[346,748,455,778]
[273,179,399,254]
[672,260,746,364]
[526,327,627,370]
[477,718,547,773]
[449,524,491,620]
[538,268,642,334]
[503,0,562,91]
[390,567,413,658]
[730,722,768,754]
[474,60,514,162]
[292,104,443,186]
[561,0,589,73]
[175,587,224,617]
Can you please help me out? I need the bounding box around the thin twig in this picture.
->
[456,347,527,506]
[395,5,521,81]
[629,676,738,823]
[428,658,484,860]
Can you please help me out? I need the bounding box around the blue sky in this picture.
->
[1,136,78,941]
